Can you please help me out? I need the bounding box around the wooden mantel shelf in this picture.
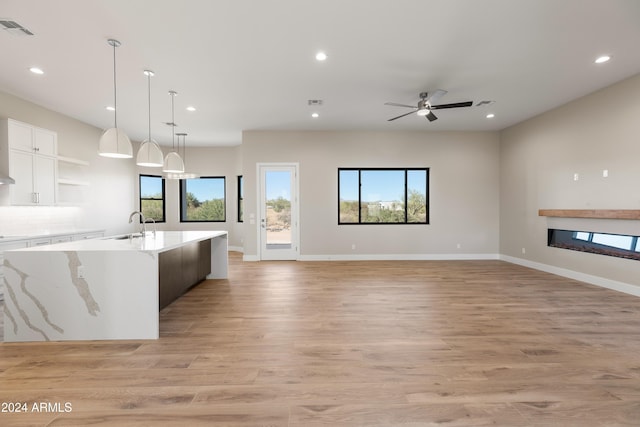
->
[538,209,640,220]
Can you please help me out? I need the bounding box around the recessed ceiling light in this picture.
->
[315,52,327,61]
[186,106,196,112]
[311,113,319,118]
[486,113,495,119]
[29,67,44,75]
[105,106,115,111]
[595,55,611,64]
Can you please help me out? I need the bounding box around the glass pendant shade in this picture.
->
[163,151,185,173]
[98,127,133,158]
[136,139,164,167]
[164,172,199,180]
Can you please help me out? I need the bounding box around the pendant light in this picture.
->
[162,90,185,173]
[136,70,164,167]
[98,39,133,158]
[165,133,199,179]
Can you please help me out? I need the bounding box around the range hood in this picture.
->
[0,173,15,185]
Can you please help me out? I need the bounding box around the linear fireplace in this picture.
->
[548,229,640,261]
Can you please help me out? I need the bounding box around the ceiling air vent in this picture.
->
[308,100,323,106]
[0,19,34,36]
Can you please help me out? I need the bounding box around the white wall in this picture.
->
[0,90,136,236]
[500,73,640,289]
[242,130,501,260]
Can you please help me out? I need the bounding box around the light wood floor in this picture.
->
[1,253,640,426]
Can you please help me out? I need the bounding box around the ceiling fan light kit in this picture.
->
[98,38,133,158]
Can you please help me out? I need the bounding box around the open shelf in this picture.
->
[57,155,89,166]
[58,178,90,186]
[538,209,640,220]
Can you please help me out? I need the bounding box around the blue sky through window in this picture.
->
[140,175,162,198]
[185,178,224,201]
[339,169,427,202]
[266,171,291,200]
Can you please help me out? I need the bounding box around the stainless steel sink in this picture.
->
[110,233,143,240]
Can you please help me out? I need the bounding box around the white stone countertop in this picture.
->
[7,230,227,253]
[0,229,105,243]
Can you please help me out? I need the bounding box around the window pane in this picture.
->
[181,177,225,222]
[339,170,359,223]
[574,231,591,241]
[407,170,427,223]
[361,170,405,223]
[592,233,633,250]
[140,175,163,199]
[265,171,292,246]
[140,175,165,222]
[141,199,164,221]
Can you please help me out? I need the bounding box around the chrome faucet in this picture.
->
[128,211,147,236]
[143,217,157,237]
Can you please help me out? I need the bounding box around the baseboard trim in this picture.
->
[500,254,640,297]
[228,246,243,253]
[299,253,500,261]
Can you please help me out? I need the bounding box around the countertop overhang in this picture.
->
[8,230,227,253]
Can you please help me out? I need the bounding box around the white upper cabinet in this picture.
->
[1,119,58,205]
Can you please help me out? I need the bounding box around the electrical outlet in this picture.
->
[603,169,609,178]
[77,266,85,279]
[351,244,356,250]
[521,247,526,254]
[456,243,461,249]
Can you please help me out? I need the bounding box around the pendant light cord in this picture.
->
[171,92,176,152]
[112,41,118,128]
[147,73,151,140]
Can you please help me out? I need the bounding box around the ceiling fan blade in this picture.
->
[388,110,417,121]
[425,89,447,104]
[384,102,417,109]
[425,111,438,122]
[430,101,473,110]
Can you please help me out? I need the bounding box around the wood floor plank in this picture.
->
[2,253,640,426]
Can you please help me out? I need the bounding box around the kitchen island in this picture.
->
[3,230,227,342]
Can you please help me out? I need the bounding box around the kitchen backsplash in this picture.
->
[0,206,82,236]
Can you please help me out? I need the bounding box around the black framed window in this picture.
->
[139,174,166,222]
[237,175,244,222]
[180,176,226,222]
[338,168,428,224]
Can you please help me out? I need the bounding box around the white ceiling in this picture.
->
[1,0,639,147]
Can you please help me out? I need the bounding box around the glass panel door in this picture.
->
[259,164,299,260]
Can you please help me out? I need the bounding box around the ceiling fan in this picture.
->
[385,90,473,122]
